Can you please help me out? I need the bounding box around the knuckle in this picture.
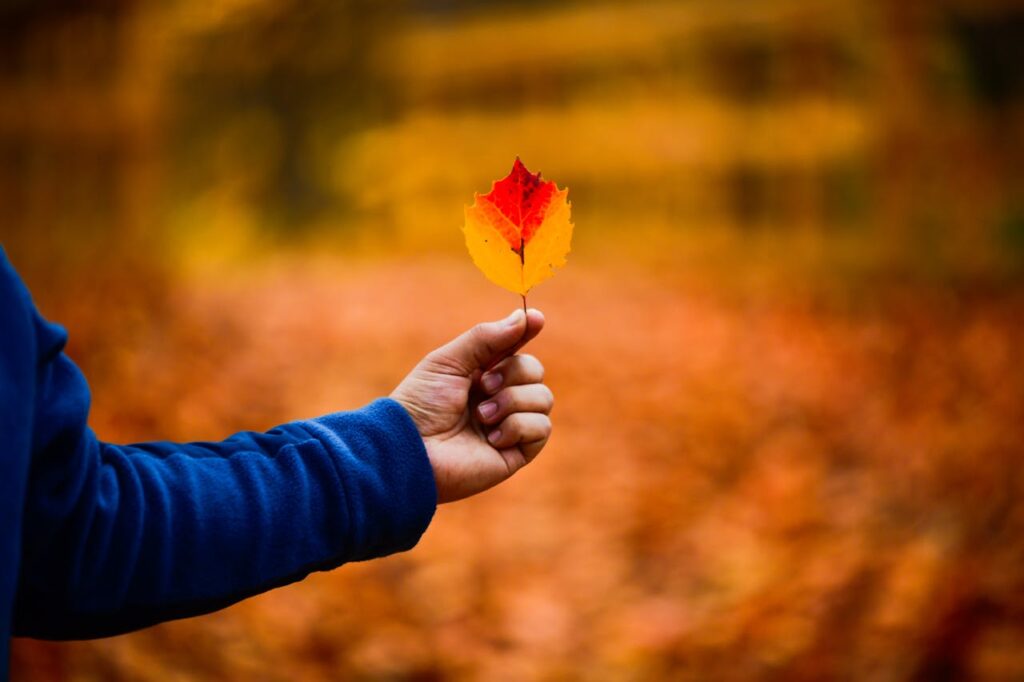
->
[510,385,532,408]
[471,322,489,338]
[527,412,546,430]
[531,415,552,441]
[525,384,553,411]
[505,412,526,433]
[511,384,550,412]
[470,322,496,348]
[520,354,545,380]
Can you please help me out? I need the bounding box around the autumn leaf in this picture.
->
[463,158,573,297]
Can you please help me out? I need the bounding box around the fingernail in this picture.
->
[504,309,525,326]
[478,400,498,419]
[487,429,502,444]
[481,372,502,393]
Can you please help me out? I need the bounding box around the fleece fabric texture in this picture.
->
[0,248,437,679]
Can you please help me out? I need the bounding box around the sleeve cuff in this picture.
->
[300,398,437,561]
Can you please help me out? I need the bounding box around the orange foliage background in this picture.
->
[3,1,1024,679]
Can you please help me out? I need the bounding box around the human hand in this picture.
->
[390,309,552,503]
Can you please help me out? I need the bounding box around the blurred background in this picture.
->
[3,0,1024,679]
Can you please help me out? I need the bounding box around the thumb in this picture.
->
[430,309,531,374]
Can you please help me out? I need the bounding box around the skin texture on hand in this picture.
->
[390,309,553,503]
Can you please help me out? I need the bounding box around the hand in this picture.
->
[391,309,553,503]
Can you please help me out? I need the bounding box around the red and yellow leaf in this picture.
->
[463,158,573,296]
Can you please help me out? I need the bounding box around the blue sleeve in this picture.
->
[12,312,437,640]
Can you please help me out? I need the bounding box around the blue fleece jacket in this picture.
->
[0,248,437,678]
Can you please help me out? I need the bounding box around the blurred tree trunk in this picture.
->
[0,2,169,341]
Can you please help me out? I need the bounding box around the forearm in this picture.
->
[13,398,436,640]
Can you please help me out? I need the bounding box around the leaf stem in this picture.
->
[519,237,527,315]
